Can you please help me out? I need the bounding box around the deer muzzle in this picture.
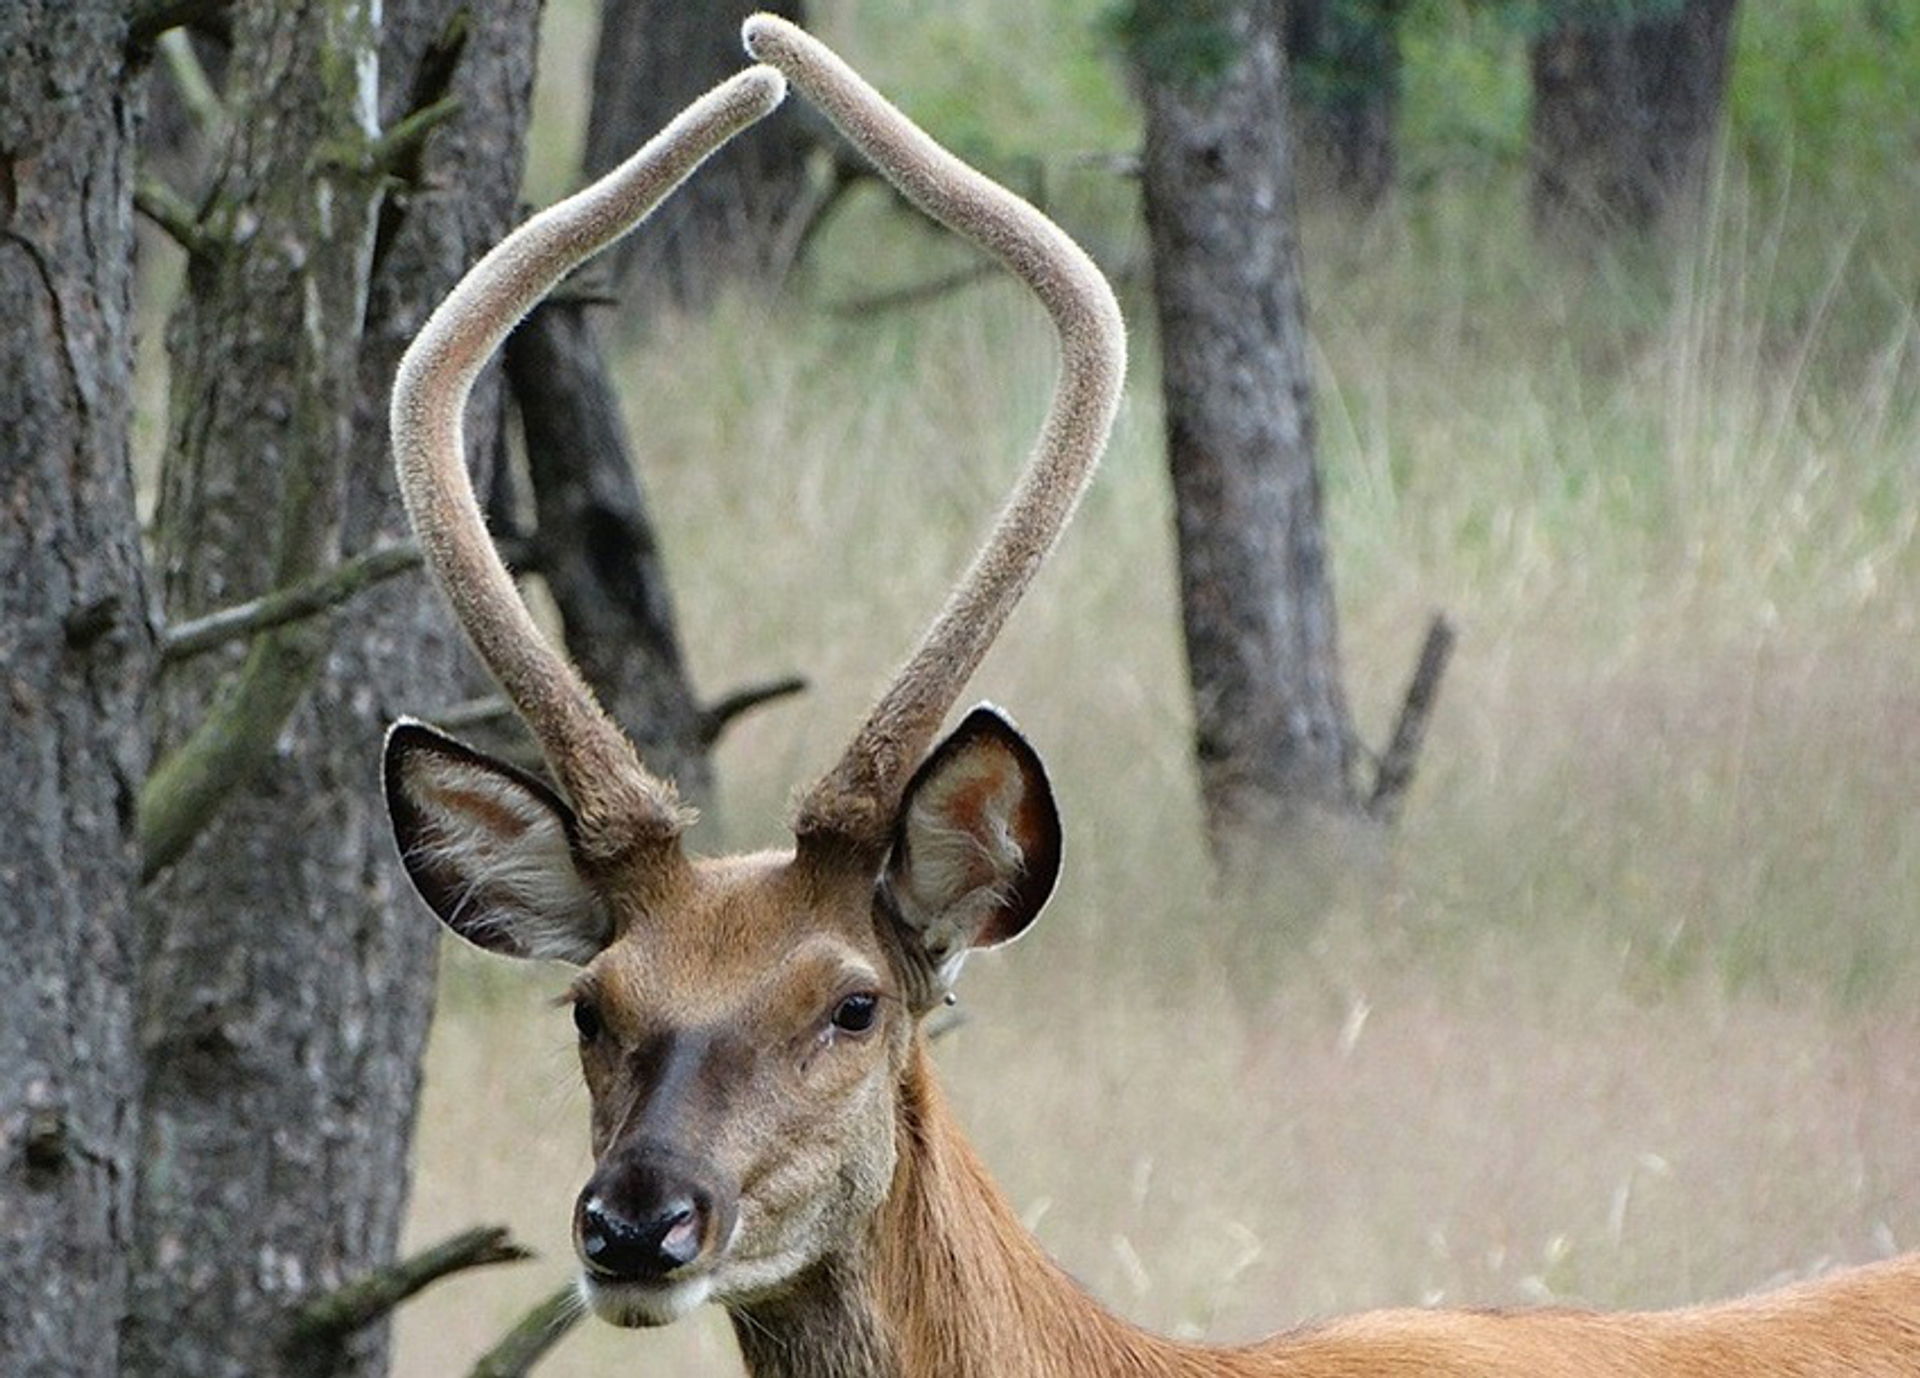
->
[574,1139,738,1324]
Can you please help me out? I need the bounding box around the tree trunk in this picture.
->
[506,301,715,803]
[0,6,149,1373]
[1133,0,1362,862]
[126,3,541,1374]
[582,0,811,313]
[501,0,814,808]
[1529,0,1739,238]
[1285,0,1403,211]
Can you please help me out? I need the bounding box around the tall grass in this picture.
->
[394,4,1919,1372]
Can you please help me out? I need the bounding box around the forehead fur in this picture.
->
[584,849,889,1026]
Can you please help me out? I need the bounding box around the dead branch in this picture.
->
[284,1226,532,1357]
[134,174,216,259]
[467,1285,585,1378]
[160,540,422,663]
[830,261,999,318]
[1366,612,1456,825]
[698,674,809,746]
[367,96,464,176]
[429,695,517,732]
[157,27,227,137]
[129,0,233,50]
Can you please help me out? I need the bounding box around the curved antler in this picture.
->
[391,67,787,862]
[741,15,1128,853]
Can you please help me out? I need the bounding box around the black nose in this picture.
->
[575,1173,718,1282]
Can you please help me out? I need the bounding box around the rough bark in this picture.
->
[505,301,715,803]
[1285,0,1404,211]
[1133,0,1362,858]
[582,0,811,313]
[1529,0,1740,238]
[0,6,150,1373]
[126,3,542,1374]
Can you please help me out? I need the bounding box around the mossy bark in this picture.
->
[0,4,150,1372]
[127,2,543,1373]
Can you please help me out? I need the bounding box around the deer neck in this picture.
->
[729,1039,1198,1378]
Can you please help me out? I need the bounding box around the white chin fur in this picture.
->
[579,1272,714,1328]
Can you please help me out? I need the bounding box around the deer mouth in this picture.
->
[578,1269,716,1328]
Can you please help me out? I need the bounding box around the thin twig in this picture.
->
[698,674,809,746]
[129,0,234,49]
[924,1005,970,1042]
[135,174,215,259]
[1071,149,1143,179]
[160,540,422,663]
[158,27,227,137]
[429,696,518,733]
[545,283,622,309]
[830,262,998,318]
[467,1284,585,1378]
[285,1226,533,1354]
[1366,612,1456,825]
[367,96,465,176]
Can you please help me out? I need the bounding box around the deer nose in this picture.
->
[575,1163,725,1282]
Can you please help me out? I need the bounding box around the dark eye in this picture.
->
[830,993,879,1035]
[572,1000,602,1044]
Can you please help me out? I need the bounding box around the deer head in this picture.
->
[384,17,1123,1329]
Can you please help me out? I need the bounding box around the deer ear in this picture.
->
[883,705,1062,991]
[383,721,611,964]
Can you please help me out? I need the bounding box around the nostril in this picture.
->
[577,1190,710,1281]
[578,1195,638,1278]
[655,1194,710,1270]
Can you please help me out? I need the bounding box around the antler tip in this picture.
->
[730,60,788,115]
[741,13,801,62]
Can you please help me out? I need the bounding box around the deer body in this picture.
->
[381,14,1920,1378]
[736,1037,1920,1378]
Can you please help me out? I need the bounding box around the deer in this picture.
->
[382,14,1920,1377]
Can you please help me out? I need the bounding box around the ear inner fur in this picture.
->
[884,706,1061,995]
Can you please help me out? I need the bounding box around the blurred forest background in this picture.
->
[3,0,1915,1375]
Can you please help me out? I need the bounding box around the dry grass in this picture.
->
[392,5,1918,1373]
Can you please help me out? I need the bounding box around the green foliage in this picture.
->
[1396,0,1532,183]
[1102,0,1241,89]
[1727,1,1920,208]
[1289,0,1411,111]
[1480,0,1689,40]
[829,0,1136,170]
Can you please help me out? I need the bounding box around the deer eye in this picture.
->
[572,999,603,1045]
[830,993,879,1035]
